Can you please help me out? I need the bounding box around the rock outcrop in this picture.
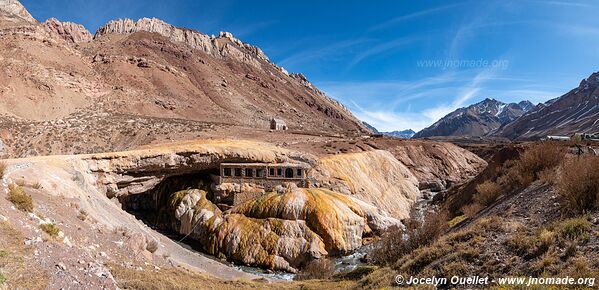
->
[382,140,487,190]
[170,188,327,273]
[95,18,268,68]
[42,18,93,44]
[83,140,315,198]
[0,0,35,23]
[231,185,399,256]
[311,150,420,219]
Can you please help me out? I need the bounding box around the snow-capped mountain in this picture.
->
[413,98,534,138]
[362,122,415,138]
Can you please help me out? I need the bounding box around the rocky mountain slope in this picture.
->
[0,1,369,158]
[496,71,599,139]
[414,98,533,138]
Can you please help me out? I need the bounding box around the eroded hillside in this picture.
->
[0,3,369,159]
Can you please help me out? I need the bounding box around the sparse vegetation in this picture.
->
[31,181,42,189]
[510,142,565,187]
[108,263,354,290]
[556,156,599,214]
[555,217,592,241]
[39,223,60,238]
[371,211,447,266]
[7,184,33,212]
[475,180,502,206]
[448,214,467,227]
[295,258,335,280]
[0,221,48,289]
[461,202,484,218]
[77,210,88,221]
[393,216,502,275]
[146,237,159,253]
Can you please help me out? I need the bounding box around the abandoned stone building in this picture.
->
[218,162,308,186]
[270,118,288,130]
[214,162,309,207]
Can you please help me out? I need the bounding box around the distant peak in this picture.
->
[0,0,35,22]
[480,98,501,104]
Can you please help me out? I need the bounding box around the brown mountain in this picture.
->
[496,71,599,140]
[413,98,533,138]
[0,2,369,157]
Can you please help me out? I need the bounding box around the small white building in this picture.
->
[270,118,288,130]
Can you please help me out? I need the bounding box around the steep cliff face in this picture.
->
[311,150,420,219]
[42,18,93,44]
[95,18,269,65]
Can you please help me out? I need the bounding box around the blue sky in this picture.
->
[20,0,599,131]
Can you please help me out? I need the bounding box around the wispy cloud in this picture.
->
[319,68,534,132]
[277,39,370,68]
[532,0,595,8]
[224,20,278,37]
[350,101,435,132]
[369,3,465,31]
[347,37,415,69]
[421,69,493,123]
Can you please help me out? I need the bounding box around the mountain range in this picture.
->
[414,69,599,140]
[362,122,415,138]
[414,99,534,138]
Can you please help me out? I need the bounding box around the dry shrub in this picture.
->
[474,180,502,206]
[7,184,33,213]
[39,223,60,238]
[371,211,447,266]
[77,210,88,221]
[295,258,335,280]
[556,156,599,214]
[31,182,42,190]
[146,238,159,253]
[0,162,6,179]
[556,217,592,241]
[461,203,483,218]
[511,142,565,186]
